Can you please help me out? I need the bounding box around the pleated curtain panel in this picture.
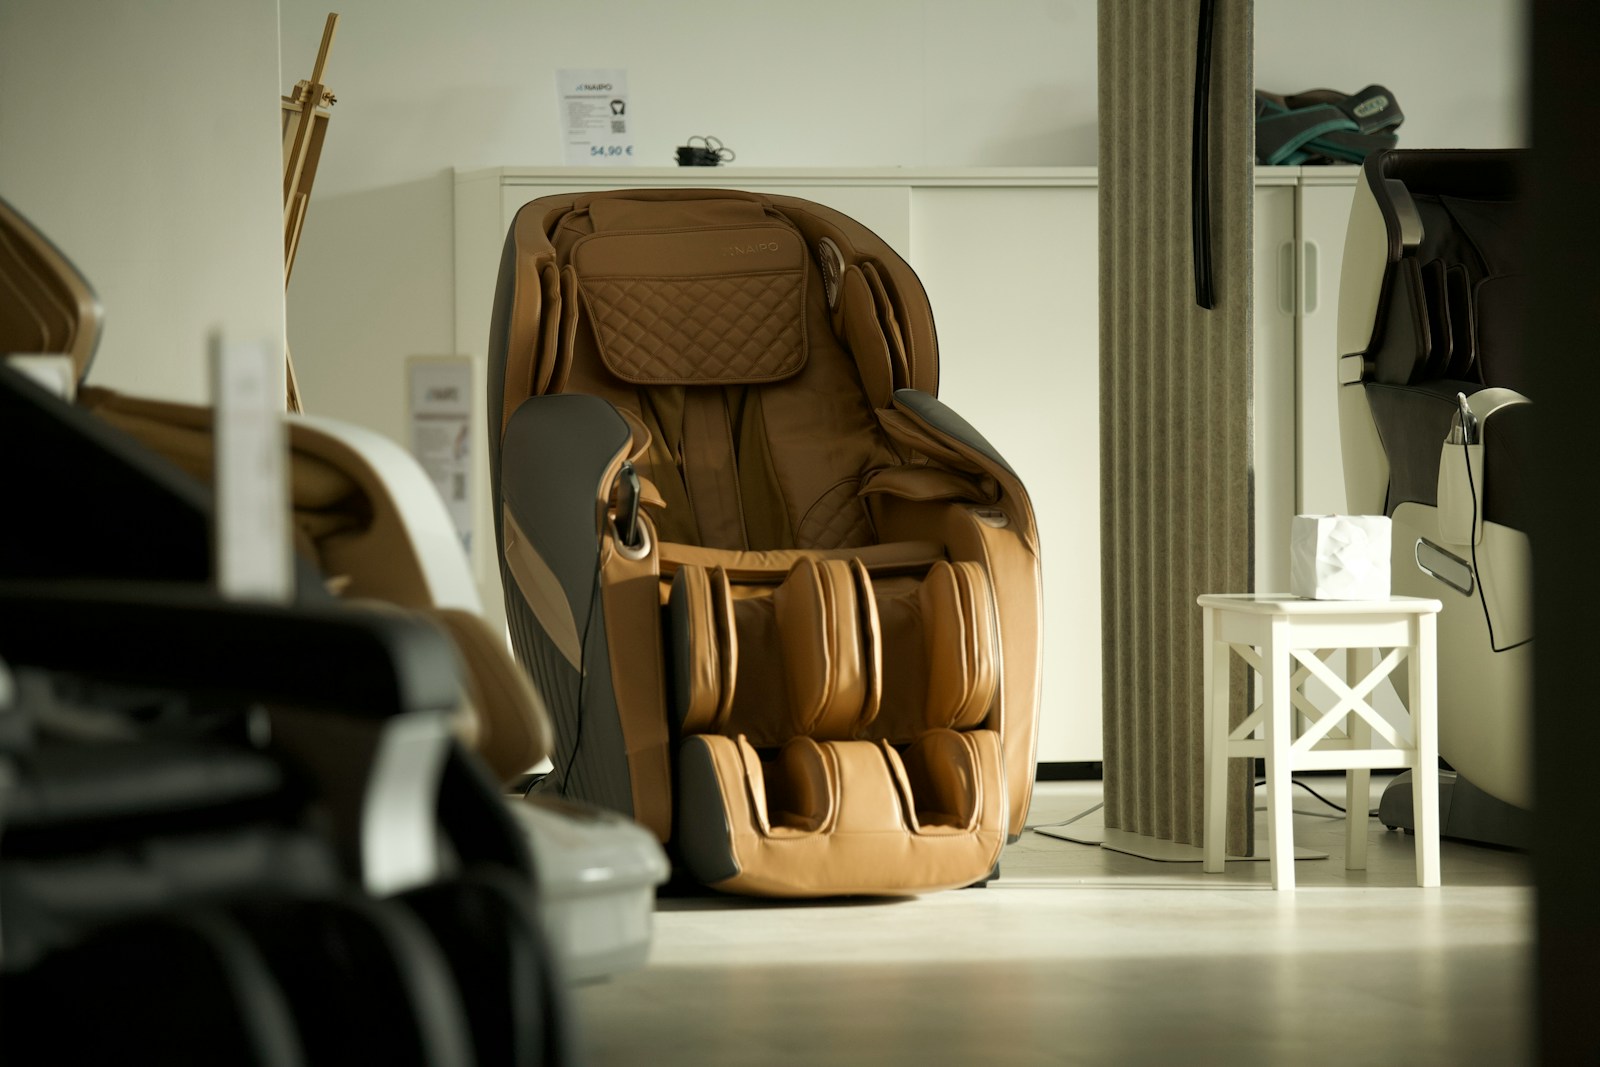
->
[1098,0,1256,857]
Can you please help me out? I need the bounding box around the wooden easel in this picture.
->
[280,12,340,413]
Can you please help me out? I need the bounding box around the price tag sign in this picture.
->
[408,357,474,554]
[557,68,634,165]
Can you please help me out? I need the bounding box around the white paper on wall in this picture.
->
[556,68,634,165]
[408,357,474,554]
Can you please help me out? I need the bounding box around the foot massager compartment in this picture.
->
[671,558,1006,895]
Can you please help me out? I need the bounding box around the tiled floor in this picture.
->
[572,777,1534,1066]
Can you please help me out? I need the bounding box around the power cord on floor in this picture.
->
[1023,776,1383,836]
[1024,801,1104,834]
[1255,777,1380,818]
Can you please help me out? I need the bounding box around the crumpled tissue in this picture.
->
[1289,515,1392,600]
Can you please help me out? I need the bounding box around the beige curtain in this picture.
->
[1098,0,1255,855]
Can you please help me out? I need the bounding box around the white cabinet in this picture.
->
[1295,170,1362,515]
[1253,167,1362,592]
[1255,176,1300,595]
[452,165,1357,764]
[909,184,1102,771]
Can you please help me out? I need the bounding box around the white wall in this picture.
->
[0,0,286,404]
[1256,0,1525,151]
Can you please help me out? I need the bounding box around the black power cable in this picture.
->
[555,550,606,795]
[1255,777,1379,818]
[1460,431,1532,654]
[1190,0,1218,309]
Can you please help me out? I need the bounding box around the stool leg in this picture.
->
[1345,647,1372,871]
[1411,613,1441,887]
[1265,616,1295,890]
[1203,607,1228,873]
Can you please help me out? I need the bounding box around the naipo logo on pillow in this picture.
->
[724,239,783,257]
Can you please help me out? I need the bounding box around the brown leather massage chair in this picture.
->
[487,189,1042,895]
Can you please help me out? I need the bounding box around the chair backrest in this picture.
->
[1337,149,1530,523]
[489,189,941,553]
[1338,149,1526,392]
[0,195,102,382]
[75,385,553,783]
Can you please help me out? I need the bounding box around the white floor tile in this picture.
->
[572,779,1533,1066]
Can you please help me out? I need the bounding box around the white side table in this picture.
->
[1198,594,1443,890]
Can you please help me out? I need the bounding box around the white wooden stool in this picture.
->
[1198,594,1443,891]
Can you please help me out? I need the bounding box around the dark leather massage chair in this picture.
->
[487,189,1043,896]
[0,196,576,1065]
[1336,149,1533,841]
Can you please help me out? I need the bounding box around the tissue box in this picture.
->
[1290,515,1392,600]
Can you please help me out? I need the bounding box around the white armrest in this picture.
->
[291,413,483,615]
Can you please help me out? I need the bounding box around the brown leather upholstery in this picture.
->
[77,387,554,782]
[0,197,102,384]
[490,189,1042,895]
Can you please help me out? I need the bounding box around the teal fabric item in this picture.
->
[1255,85,1403,165]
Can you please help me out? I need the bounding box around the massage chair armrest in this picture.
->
[1364,381,1534,532]
[1460,385,1531,425]
[497,393,635,624]
[878,389,1038,553]
[0,581,473,896]
[891,389,1017,477]
[1473,391,1534,524]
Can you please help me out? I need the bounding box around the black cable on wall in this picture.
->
[1191,0,1218,310]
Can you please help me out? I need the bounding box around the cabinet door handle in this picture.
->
[1278,242,1295,315]
[1301,241,1320,315]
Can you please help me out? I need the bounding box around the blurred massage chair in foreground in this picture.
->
[487,188,1044,895]
[0,358,577,1066]
[1337,149,1534,846]
[77,385,670,979]
[0,194,662,1004]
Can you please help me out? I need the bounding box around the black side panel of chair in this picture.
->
[436,742,536,876]
[1360,152,1531,533]
[0,819,341,972]
[230,895,475,1067]
[1365,380,1471,513]
[1444,265,1476,380]
[1474,273,1531,394]
[0,360,211,584]
[402,871,577,1067]
[1480,401,1535,531]
[0,910,307,1067]
[500,395,635,814]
